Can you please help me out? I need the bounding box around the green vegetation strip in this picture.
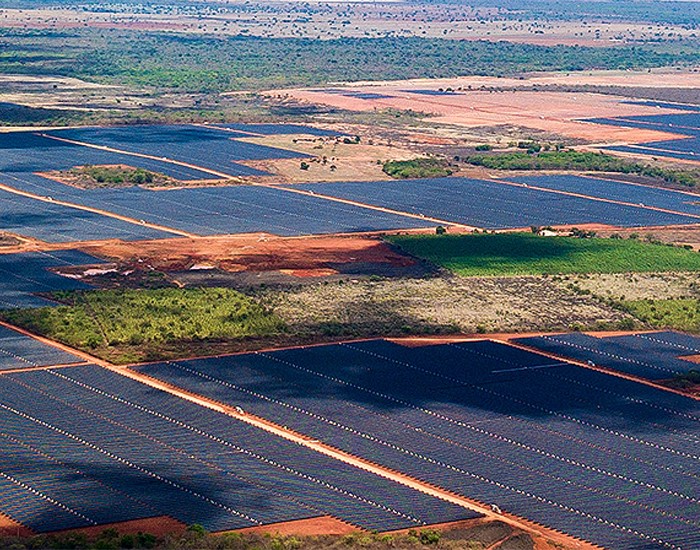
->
[383,158,454,179]
[462,150,700,188]
[619,298,700,333]
[1,288,283,363]
[2,29,699,93]
[388,233,700,276]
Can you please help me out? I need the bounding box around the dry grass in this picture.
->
[259,274,632,337]
[562,272,700,301]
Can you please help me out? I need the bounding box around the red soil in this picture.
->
[231,516,357,537]
[83,234,417,274]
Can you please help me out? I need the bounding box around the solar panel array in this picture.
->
[0,132,221,181]
[0,250,102,309]
[516,331,700,380]
[0,365,476,533]
[586,112,700,163]
[0,185,173,243]
[136,340,700,550]
[0,173,433,237]
[48,125,300,175]
[510,174,700,218]
[0,325,84,371]
[291,177,699,228]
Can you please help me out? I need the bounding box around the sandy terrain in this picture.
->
[52,516,187,538]
[561,272,700,301]
[275,87,685,144]
[263,275,631,337]
[235,133,417,183]
[0,5,696,46]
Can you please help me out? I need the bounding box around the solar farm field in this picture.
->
[290,177,699,229]
[0,132,221,181]
[0,324,84,371]
[0,250,103,309]
[516,331,700,380]
[588,112,700,163]
[135,339,700,550]
[0,173,434,237]
[510,174,700,218]
[0,186,174,243]
[47,125,302,176]
[0,364,477,533]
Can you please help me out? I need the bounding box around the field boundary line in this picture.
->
[0,181,192,238]
[265,184,479,230]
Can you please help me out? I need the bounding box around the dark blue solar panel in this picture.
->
[509,174,700,217]
[48,125,301,176]
[0,325,83,370]
[0,365,476,533]
[0,185,173,243]
[621,101,700,113]
[0,131,224,181]
[0,250,102,309]
[605,144,700,163]
[0,172,432,236]
[403,90,461,96]
[290,177,698,228]
[516,332,700,380]
[136,339,700,550]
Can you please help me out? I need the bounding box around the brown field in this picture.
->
[275,85,685,145]
[0,4,696,46]
[80,234,420,275]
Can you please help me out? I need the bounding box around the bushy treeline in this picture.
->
[383,158,454,179]
[463,150,700,188]
[2,29,700,93]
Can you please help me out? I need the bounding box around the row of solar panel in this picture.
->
[516,331,700,380]
[0,364,476,533]
[0,171,434,240]
[0,250,102,310]
[0,325,83,370]
[510,174,700,218]
[290,177,699,229]
[135,339,700,549]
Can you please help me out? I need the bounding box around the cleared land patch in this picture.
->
[389,233,700,276]
[1,288,284,364]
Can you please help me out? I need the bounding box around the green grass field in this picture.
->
[388,233,700,276]
[1,288,284,363]
[620,299,700,333]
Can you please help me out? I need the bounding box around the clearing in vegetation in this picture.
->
[382,158,454,179]
[619,298,700,333]
[1,288,284,364]
[462,150,700,188]
[388,233,700,276]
